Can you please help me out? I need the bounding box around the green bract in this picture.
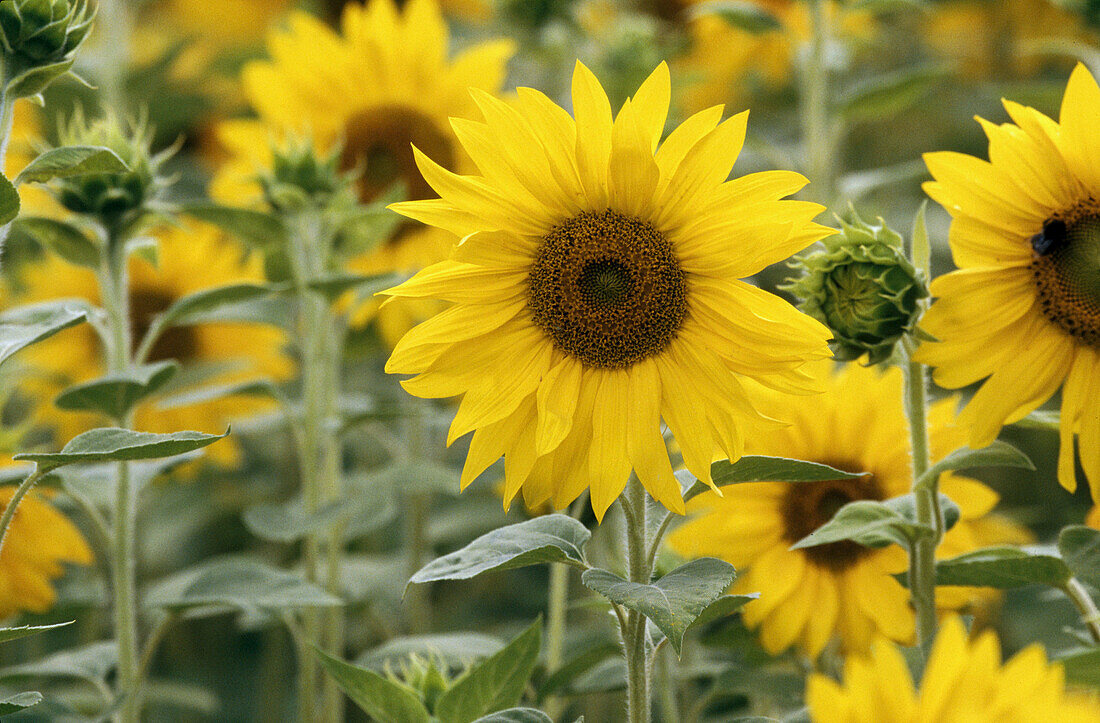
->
[786,213,928,364]
[0,0,93,97]
[259,141,348,213]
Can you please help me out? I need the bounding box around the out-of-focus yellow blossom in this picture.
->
[807,616,1100,722]
[669,361,1030,657]
[8,224,292,468]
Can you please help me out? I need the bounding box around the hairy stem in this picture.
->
[623,478,651,723]
[802,0,837,206]
[904,349,938,651]
[0,467,46,557]
[1064,578,1100,644]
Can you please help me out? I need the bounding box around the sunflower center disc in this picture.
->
[130,288,198,362]
[781,466,883,572]
[341,106,455,204]
[528,210,688,369]
[1031,213,1100,347]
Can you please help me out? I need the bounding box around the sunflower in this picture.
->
[152,0,295,46]
[667,361,1030,657]
[0,467,93,619]
[1088,505,1100,530]
[916,64,1100,501]
[675,0,873,113]
[807,616,1100,722]
[9,223,292,468]
[211,0,514,344]
[383,61,833,519]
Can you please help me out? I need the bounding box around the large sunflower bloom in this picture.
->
[808,616,1100,722]
[211,0,513,344]
[667,361,1030,657]
[916,64,1100,500]
[9,224,292,467]
[0,471,93,619]
[384,61,833,519]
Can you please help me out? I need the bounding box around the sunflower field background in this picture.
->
[0,0,1098,721]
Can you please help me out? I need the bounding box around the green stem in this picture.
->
[802,0,836,206]
[1064,578,1100,644]
[403,403,432,634]
[903,348,938,651]
[543,562,570,720]
[96,0,132,111]
[0,467,47,557]
[622,478,651,723]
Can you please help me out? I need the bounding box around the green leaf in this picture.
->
[1058,648,1100,688]
[840,65,952,122]
[911,200,930,278]
[154,378,283,411]
[180,202,287,250]
[144,282,283,338]
[14,427,228,471]
[5,58,76,98]
[314,648,431,723]
[242,498,346,544]
[1059,526,1100,589]
[688,0,782,33]
[13,216,99,267]
[537,641,620,701]
[916,441,1035,489]
[0,621,74,645]
[367,460,460,497]
[471,710,554,723]
[54,361,179,420]
[409,515,590,589]
[1012,410,1060,431]
[0,172,19,225]
[0,641,116,686]
[0,691,42,716]
[0,302,87,369]
[435,618,542,723]
[144,557,342,614]
[931,546,1071,589]
[335,204,405,257]
[356,633,506,671]
[790,493,958,551]
[15,145,129,185]
[581,558,737,656]
[680,456,867,503]
[688,594,759,630]
[307,272,400,303]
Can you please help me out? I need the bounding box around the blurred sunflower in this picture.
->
[0,463,93,619]
[155,0,295,46]
[1087,505,1100,529]
[384,61,833,519]
[9,224,292,468]
[807,616,1100,722]
[925,0,1090,80]
[917,64,1100,500]
[212,0,513,344]
[675,0,873,112]
[667,361,1030,657]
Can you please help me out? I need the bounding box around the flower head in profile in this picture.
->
[384,61,833,520]
[9,224,292,468]
[212,0,514,344]
[808,616,1100,722]
[667,361,1029,656]
[916,64,1100,501]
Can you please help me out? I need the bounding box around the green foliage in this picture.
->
[0,301,87,369]
[688,1,782,33]
[54,360,179,420]
[681,455,868,502]
[0,172,18,225]
[791,493,960,551]
[12,216,99,267]
[408,515,591,589]
[915,440,1035,488]
[14,145,129,185]
[357,634,506,671]
[581,558,742,655]
[0,0,93,96]
[1058,648,1100,688]
[1058,526,1100,589]
[180,202,288,252]
[0,621,73,645]
[306,272,399,302]
[840,65,952,123]
[0,691,43,716]
[472,710,555,723]
[0,641,116,688]
[930,547,1072,589]
[14,427,228,471]
[315,648,433,723]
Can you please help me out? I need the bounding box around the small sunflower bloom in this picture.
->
[808,616,1100,722]
[384,61,833,520]
[668,362,1029,657]
[0,475,92,618]
[916,64,1100,500]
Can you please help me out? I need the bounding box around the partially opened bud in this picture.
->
[0,0,93,97]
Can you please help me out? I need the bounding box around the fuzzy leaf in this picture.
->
[917,441,1035,488]
[1058,648,1100,687]
[472,710,555,723]
[307,272,399,302]
[435,618,542,723]
[0,642,116,686]
[0,691,42,715]
[408,515,590,589]
[314,648,431,723]
[0,172,18,225]
[581,558,737,655]
[0,621,73,645]
[180,202,287,250]
[0,302,86,369]
[840,65,951,122]
[155,378,283,410]
[1059,526,1100,589]
[790,493,958,551]
[146,282,282,333]
[356,633,505,671]
[931,546,1071,589]
[6,58,76,98]
[680,456,866,502]
[54,361,179,420]
[15,145,129,185]
[1012,410,1060,431]
[15,427,228,470]
[688,0,782,32]
[242,498,346,544]
[13,216,98,267]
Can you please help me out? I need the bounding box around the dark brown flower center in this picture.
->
[1030,209,1100,347]
[340,106,455,205]
[781,462,883,572]
[130,288,197,362]
[527,210,688,369]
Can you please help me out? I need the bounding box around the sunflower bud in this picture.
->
[258,141,347,213]
[0,0,93,97]
[786,213,929,364]
[50,112,171,232]
[384,654,455,715]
